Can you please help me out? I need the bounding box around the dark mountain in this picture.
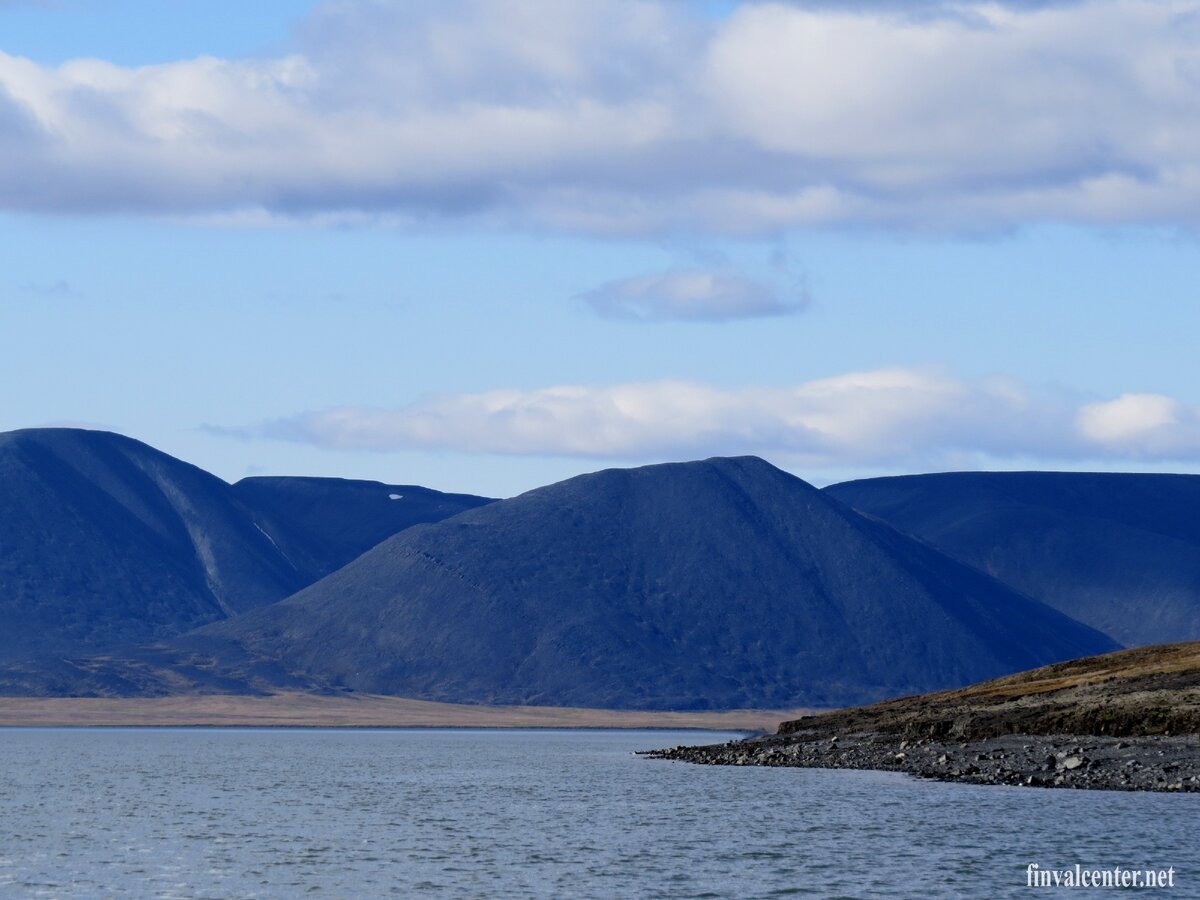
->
[231,476,493,576]
[825,472,1200,648]
[0,428,489,663]
[132,457,1116,710]
[0,428,306,661]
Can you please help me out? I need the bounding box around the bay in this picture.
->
[0,728,1195,898]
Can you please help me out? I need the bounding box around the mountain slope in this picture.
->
[0,428,489,663]
[0,428,308,661]
[825,472,1200,647]
[172,457,1117,710]
[231,476,493,576]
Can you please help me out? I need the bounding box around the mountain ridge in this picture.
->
[825,471,1200,646]
[0,427,491,662]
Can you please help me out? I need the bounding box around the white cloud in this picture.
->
[1077,393,1179,442]
[1076,393,1200,456]
[209,367,1200,467]
[4,0,1200,232]
[579,268,803,321]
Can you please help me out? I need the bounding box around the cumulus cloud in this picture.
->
[1077,393,1200,456]
[209,367,1200,467]
[579,268,803,321]
[1077,393,1179,442]
[4,0,1200,233]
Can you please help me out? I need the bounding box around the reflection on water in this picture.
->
[0,728,1195,898]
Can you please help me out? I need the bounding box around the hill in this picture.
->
[132,456,1119,710]
[825,472,1200,646]
[0,428,488,662]
[231,476,492,576]
[0,428,305,661]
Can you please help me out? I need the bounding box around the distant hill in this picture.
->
[0,428,305,661]
[78,456,1115,710]
[825,472,1200,647]
[232,476,493,576]
[0,428,490,663]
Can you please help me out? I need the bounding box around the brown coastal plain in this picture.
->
[0,693,815,730]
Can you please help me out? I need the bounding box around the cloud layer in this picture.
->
[215,368,1200,468]
[5,0,1200,233]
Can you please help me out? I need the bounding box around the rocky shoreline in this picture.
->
[645,730,1200,792]
[646,642,1200,792]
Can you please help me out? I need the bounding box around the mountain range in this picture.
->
[0,434,1116,708]
[171,456,1113,709]
[2,427,1195,710]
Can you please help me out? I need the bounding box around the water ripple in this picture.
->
[0,728,1195,897]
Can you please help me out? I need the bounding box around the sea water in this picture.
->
[0,728,1195,898]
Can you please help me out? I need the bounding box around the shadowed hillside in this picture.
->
[0,428,489,663]
[232,476,493,576]
[826,472,1200,646]
[0,428,305,661]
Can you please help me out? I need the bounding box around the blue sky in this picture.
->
[2,0,1199,497]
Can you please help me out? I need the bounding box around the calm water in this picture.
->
[0,729,1196,898]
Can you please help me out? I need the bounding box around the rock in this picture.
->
[646,726,1200,795]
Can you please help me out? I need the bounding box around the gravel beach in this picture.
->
[646,731,1200,792]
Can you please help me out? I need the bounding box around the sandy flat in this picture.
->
[0,693,815,730]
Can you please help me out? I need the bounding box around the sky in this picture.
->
[2,0,1199,498]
